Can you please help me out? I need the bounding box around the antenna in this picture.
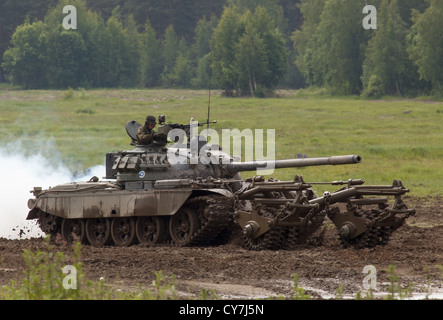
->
[207,52,213,132]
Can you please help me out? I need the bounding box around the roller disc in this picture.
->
[339,209,394,249]
[85,218,112,246]
[111,217,137,246]
[136,216,168,246]
[339,229,371,249]
[242,226,285,251]
[169,207,199,246]
[61,219,88,244]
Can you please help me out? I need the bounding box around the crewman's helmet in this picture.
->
[145,115,156,127]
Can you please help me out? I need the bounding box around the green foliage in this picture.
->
[0,238,84,299]
[361,75,385,98]
[191,16,218,88]
[355,288,375,300]
[2,0,142,88]
[311,0,368,94]
[291,0,326,86]
[192,53,212,89]
[161,25,180,79]
[1,0,442,95]
[161,35,194,87]
[63,87,74,100]
[149,270,178,300]
[211,6,244,96]
[384,265,414,300]
[361,0,417,97]
[290,273,311,300]
[408,0,443,95]
[292,0,441,96]
[45,27,87,88]
[228,0,286,26]
[2,21,49,88]
[141,20,162,87]
[192,16,218,59]
[100,14,141,87]
[212,5,287,96]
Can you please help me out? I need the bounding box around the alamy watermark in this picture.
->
[363,5,377,30]
[63,5,77,30]
[362,265,377,290]
[166,120,277,174]
[62,265,77,289]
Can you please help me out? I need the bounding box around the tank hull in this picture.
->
[27,179,236,247]
[28,184,192,220]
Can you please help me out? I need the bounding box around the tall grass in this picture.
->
[0,88,441,196]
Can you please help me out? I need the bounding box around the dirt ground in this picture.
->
[0,196,442,300]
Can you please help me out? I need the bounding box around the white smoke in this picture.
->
[0,141,105,239]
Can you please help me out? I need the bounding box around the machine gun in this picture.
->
[157,116,217,144]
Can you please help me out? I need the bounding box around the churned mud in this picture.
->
[0,196,442,300]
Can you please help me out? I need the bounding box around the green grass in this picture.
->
[0,87,441,197]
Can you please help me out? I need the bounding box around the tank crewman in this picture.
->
[137,115,157,145]
[137,115,167,145]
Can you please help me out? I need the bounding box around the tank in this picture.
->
[26,116,415,250]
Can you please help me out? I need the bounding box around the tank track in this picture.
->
[185,195,235,246]
[35,194,235,247]
[34,197,399,250]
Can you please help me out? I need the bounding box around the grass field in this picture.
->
[0,87,441,197]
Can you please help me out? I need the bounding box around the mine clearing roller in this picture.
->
[26,115,415,250]
[235,175,415,250]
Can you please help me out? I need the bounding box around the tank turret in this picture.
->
[106,117,361,185]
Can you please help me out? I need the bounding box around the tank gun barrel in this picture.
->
[225,155,361,173]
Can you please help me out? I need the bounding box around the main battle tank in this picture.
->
[27,116,415,250]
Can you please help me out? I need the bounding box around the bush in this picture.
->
[63,87,74,100]
[362,75,385,98]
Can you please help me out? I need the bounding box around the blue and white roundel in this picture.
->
[138,171,145,178]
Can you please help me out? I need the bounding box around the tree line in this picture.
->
[1,0,298,96]
[292,0,442,96]
[1,0,442,96]
[1,0,217,89]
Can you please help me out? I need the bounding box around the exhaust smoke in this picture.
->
[0,142,104,239]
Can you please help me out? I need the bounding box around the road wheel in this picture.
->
[136,216,168,246]
[61,219,88,244]
[111,217,137,246]
[85,218,112,246]
[169,207,199,246]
